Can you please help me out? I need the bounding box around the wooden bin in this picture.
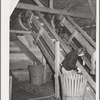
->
[28,64,44,86]
[60,73,87,100]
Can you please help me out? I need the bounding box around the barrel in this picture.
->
[60,73,87,100]
[28,64,44,86]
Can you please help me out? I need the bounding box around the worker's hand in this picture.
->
[77,67,81,73]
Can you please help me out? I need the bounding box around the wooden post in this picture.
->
[42,56,46,83]
[49,0,53,8]
[55,41,60,98]
[87,0,96,21]
[9,76,12,100]
[68,29,78,44]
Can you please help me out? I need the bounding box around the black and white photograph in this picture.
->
[1,0,99,100]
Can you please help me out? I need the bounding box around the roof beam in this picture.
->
[10,30,31,35]
[88,0,96,20]
[63,1,87,11]
[66,16,96,48]
[16,3,93,19]
[33,0,96,91]
[10,34,42,65]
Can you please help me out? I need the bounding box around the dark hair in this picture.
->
[77,47,87,55]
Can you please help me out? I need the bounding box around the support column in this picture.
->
[49,0,53,8]
[55,41,60,98]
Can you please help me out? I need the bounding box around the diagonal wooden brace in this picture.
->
[34,27,44,45]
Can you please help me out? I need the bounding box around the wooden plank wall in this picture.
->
[11,1,96,99]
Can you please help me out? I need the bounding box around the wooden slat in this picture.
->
[49,0,53,8]
[16,3,93,19]
[88,0,96,20]
[36,12,71,54]
[10,30,31,35]
[30,31,55,70]
[37,12,92,70]
[55,41,60,98]
[9,76,12,100]
[76,61,95,91]
[31,32,55,71]
[75,33,95,55]
[61,17,95,55]
[66,16,96,48]
[31,13,64,62]
[34,27,44,45]
[68,29,78,43]
[11,34,42,65]
[24,34,33,47]
[33,0,96,91]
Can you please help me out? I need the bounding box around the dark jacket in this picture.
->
[62,50,79,71]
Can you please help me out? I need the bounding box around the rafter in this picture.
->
[16,3,93,19]
[10,33,42,65]
[88,0,96,20]
[33,0,96,91]
[63,1,87,11]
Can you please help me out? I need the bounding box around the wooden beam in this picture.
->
[24,34,33,47]
[66,16,96,48]
[68,30,78,43]
[10,30,31,35]
[63,33,92,70]
[63,1,87,11]
[34,27,44,45]
[36,12,71,54]
[76,61,95,94]
[31,32,55,71]
[61,17,95,54]
[31,14,55,56]
[33,0,96,91]
[9,76,12,100]
[30,13,64,67]
[55,41,60,98]
[49,0,53,8]
[11,34,42,65]
[16,3,93,19]
[88,0,96,20]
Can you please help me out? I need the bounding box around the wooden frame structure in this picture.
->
[16,3,94,19]
[10,0,96,100]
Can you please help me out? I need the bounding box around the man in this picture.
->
[61,47,87,75]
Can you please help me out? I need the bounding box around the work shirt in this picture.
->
[62,50,78,71]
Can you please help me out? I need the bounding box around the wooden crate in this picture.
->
[60,73,87,100]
